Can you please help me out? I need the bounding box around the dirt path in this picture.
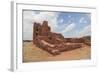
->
[23,42,91,62]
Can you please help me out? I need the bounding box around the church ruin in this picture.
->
[33,21,90,55]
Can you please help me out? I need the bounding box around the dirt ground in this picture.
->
[23,42,91,63]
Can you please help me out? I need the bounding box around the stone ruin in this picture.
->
[33,21,90,55]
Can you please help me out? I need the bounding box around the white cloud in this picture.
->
[62,25,91,38]
[23,11,34,40]
[79,17,84,23]
[23,11,59,40]
[32,11,59,31]
[78,25,91,37]
[68,15,71,18]
[79,17,87,24]
[61,23,75,33]
[59,19,64,23]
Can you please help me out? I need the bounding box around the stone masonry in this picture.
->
[33,21,88,55]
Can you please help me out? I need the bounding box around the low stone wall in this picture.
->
[34,37,82,55]
[65,38,84,43]
[65,38,91,46]
[55,43,82,52]
[35,38,60,55]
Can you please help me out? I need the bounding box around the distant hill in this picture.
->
[81,36,91,41]
[23,40,32,42]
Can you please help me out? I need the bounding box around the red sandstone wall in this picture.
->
[33,21,90,55]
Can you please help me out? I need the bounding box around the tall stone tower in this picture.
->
[33,22,41,44]
[33,21,50,44]
[41,21,50,36]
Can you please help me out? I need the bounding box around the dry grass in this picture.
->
[23,42,91,63]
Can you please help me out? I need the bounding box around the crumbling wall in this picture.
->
[33,21,83,55]
[65,38,84,43]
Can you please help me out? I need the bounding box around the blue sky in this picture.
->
[23,10,91,40]
[56,12,91,37]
